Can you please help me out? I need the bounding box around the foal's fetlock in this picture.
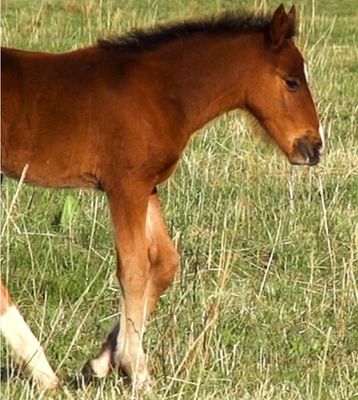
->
[81,354,113,385]
[116,352,152,391]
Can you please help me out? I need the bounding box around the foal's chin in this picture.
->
[287,153,320,166]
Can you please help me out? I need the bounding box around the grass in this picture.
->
[1,0,357,399]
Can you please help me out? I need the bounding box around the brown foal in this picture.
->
[1,5,323,391]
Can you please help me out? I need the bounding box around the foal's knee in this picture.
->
[116,251,150,293]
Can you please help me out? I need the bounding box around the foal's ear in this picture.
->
[268,4,297,50]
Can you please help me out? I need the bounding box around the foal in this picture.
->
[1,5,323,391]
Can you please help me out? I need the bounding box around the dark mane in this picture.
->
[98,12,295,53]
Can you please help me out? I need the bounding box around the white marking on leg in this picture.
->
[89,347,112,378]
[131,296,151,392]
[0,305,58,390]
[116,301,127,365]
[115,298,152,391]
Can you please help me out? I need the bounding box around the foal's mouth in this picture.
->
[289,155,320,166]
[289,137,322,166]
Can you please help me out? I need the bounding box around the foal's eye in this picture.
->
[284,77,301,92]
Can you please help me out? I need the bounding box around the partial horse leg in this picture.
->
[91,188,151,389]
[0,280,59,390]
[86,192,179,387]
[145,193,180,315]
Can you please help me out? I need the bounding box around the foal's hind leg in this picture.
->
[0,280,59,390]
[146,193,180,315]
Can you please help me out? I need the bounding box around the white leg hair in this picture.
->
[114,299,151,391]
[0,305,59,390]
[87,347,112,378]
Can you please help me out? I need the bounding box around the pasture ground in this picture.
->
[1,0,357,399]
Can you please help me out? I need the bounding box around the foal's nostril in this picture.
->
[295,138,312,159]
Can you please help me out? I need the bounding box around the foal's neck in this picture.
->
[155,33,262,135]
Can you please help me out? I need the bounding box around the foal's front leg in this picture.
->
[85,192,179,390]
[87,190,152,389]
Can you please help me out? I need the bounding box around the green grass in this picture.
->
[1,0,357,399]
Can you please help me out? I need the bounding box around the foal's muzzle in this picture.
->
[290,136,323,166]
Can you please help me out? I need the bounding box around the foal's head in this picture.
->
[247,5,323,165]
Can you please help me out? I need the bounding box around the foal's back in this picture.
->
[1,47,127,189]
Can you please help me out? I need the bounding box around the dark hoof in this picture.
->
[68,361,96,390]
[81,360,96,386]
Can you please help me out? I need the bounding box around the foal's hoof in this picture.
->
[117,362,152,392]
[37,376,60,393]
[69,362,97,390]
[131,371,153,393]
[136,379,153,393]
[80,360,96,386]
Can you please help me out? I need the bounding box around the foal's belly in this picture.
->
[1,125,99,189]
[2,157,99,189]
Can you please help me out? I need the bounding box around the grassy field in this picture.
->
[1,0,357,399]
